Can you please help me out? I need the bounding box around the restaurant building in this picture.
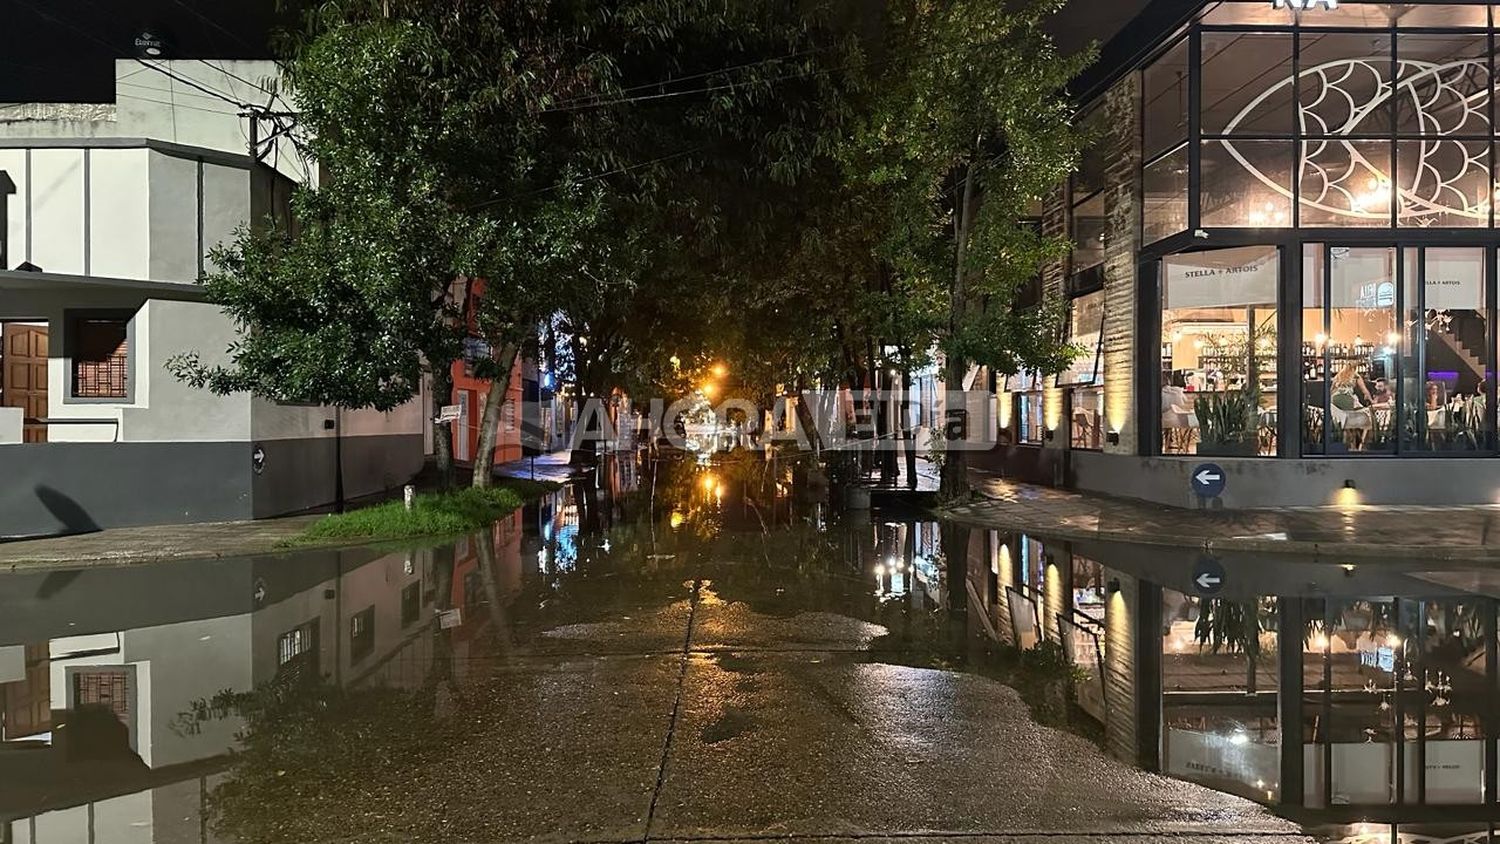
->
[994,0,1500,507]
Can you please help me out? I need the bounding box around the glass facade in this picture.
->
[1126,1,1500,458]
[1160,246,1280,455]
[1063,289,1106,449]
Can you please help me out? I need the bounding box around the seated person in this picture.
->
[1367,377,1392,407]
[1425,380,1444,412]
[1331,364,1372,412]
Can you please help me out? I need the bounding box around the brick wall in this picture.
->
[1099,74,1143,455]
[1044,73,1143,456]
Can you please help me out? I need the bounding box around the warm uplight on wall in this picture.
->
[1043,388,1064,433]
[997,391,1014,429]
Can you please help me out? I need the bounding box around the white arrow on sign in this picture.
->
[1196,572,1222,590]
[1195,469,1222,486]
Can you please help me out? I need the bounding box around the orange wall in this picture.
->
[450,278,525,467]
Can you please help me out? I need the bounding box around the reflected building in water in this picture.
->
[0,536,495,842]
[964,526,1500,841]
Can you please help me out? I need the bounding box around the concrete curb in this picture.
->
[938,497,1500,564]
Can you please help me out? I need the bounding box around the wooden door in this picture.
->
[2,324,47,443]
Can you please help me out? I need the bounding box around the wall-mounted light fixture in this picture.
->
[1106,430,1121,445]
[1044,428,1056,441]
[1341,563,1356,577]
[1343,479,1357,489]
[1106,578,1121,595]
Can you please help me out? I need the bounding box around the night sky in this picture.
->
[0,0,1149,104]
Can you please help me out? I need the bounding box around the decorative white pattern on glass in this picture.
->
[1220,57,1492,223]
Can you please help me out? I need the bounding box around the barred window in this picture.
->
[71,317,128,399]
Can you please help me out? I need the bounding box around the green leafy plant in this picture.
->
[1194,389,1256,451]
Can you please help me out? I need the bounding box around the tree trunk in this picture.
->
[471,340,521,489]
[903,368,919,490]
[431,362,457,490]
[939,354,971,498]
[940,162,981,500]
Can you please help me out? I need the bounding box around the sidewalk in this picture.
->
[0,457,581,572]
[944,467,1500,563]
[0,516,322,571]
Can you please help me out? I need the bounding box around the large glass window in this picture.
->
[1161,246,1280,456]
[1401,247,1492,451]
[1303,245,1492,455]
[1144,143,1190,243]
[1145,37,1189,160]
[1202,32,1295,135]
[1303,246,1400,454]
[1018,390,1045,445]
[1062,290,1105,450]
[1202,140,1294,227]
[1190,13,1495,230]
[1071,193,1106,273]
[1144,37,1190,244]
[1071,109,1109,274]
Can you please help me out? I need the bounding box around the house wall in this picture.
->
[0,145,253,279]
[0,63,426,534]
[0,60,305,183]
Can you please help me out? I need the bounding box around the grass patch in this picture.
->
[286,479,560,547]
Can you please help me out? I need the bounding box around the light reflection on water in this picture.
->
[0,453,974,842]
[1,451,1495,842]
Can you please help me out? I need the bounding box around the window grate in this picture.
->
[72,318,128,398]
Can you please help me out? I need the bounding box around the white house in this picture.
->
[0,61,426,537]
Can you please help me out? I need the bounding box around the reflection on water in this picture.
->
[4,452,1499,843]
[0,453,975,843]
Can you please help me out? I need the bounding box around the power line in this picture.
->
[538,34,1014,115]
[135,58,256,110]
[470,147,703,211]
[549,44,836,110]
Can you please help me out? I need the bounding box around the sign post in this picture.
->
[1190,462,1226,498]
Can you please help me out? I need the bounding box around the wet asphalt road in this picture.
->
[219,572,1312,844]
[1,457,1323,844]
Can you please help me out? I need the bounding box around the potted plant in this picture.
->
[1194,389,1258,456]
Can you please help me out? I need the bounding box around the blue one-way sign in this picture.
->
[1190,463,1226,498]
[1193,555,1226,596]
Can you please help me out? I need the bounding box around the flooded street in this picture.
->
[0,453,1474,843]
